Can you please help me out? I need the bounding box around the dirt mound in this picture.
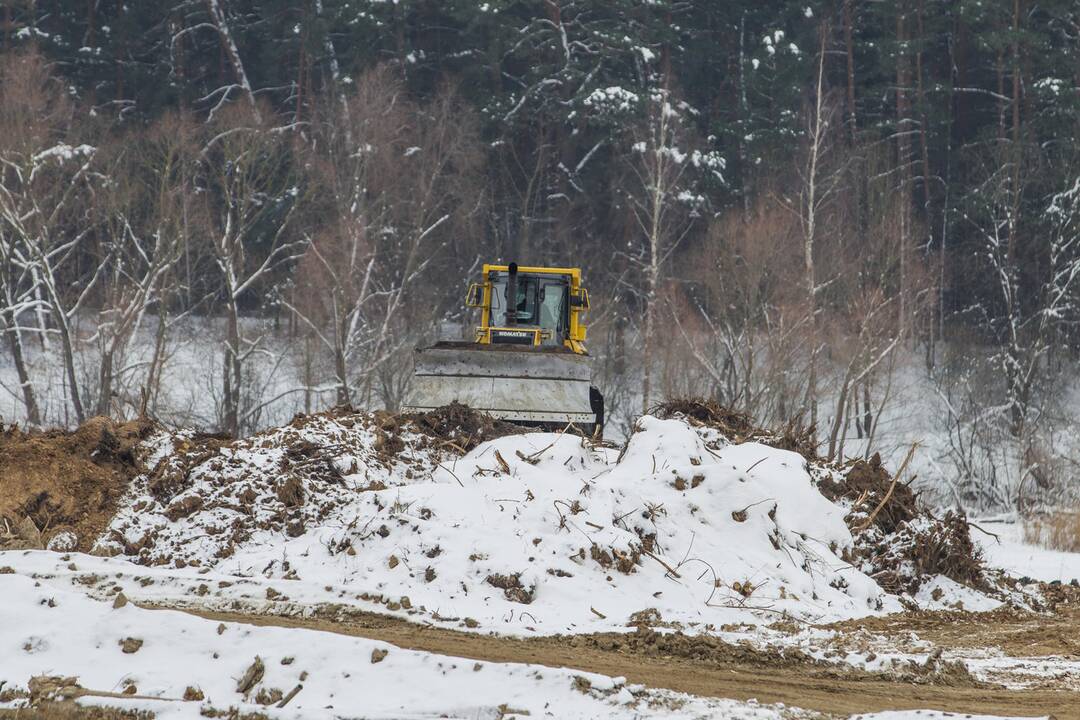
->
[652,397,818,461]
[815,454,982,594]
[0,417,153,553]
[651,399,755,436]
[95,408,469,566]
[655,398,984,596]
[818,452,918,536]
[860,511,985,595]
[400,402,528,452]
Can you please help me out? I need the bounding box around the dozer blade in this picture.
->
[403,343,595,425]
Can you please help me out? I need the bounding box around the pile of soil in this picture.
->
[818,453,918,536]
[653,397,983,595]
[861,511,986,595]
[0,417,153,553]
[400,402,528,453]
[652,398,818,461]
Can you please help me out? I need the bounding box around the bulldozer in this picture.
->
[404,262,604,436]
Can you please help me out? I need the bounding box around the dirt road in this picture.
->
[170,605,1077,718]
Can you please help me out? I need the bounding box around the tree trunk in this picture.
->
[915,0,933,243]
[896,1,912,338]
[1,308,41,426]
[206,0,260,120]
[223,298,241,436]
[96,348,114,417]
[143,303,169,417]
[57,316,85,424]
[334,329,350,406]
[843,0,857,138]
[642,262,657,415]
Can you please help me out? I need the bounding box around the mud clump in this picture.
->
[652,399,755,438]
[402,402,527,453]
[485,573,535,604]
[863,511,985,595]
[146,432,229,503]
[576,626,810,667]
[820,452,918,536]
[0,417,153,553]
[822,455,981,594]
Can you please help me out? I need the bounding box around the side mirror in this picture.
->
[465,283,484,308]
[570,289,590,309]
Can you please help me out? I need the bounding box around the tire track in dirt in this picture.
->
[164,606,1077,718]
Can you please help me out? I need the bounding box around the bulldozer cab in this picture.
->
[469,264,589,354]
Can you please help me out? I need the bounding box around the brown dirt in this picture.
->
[652,398,819,461]
[169,605,1080,718]
[817,452,918,536]
[398,401,528,452]
[829,599,1080,660]
[0,417,153,552]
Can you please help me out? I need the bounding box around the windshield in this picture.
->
[489,273,568,344]
[491,276,539,325]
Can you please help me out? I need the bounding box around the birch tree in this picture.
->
[625,87,720,413]
[202,106,304,436]
[778,24,843,433]
[0,51,98,425]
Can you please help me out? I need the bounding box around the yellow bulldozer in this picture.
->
[404,262,604,435]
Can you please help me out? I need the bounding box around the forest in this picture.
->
[2,0,1080,513]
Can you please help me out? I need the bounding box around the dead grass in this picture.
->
[1023,510,1080,552]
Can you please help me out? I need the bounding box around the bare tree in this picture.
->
[88,120,193,417]
[0,51,99,424]
[624,87,707,414]
[201,105,304,435]
[777,24,843,434]
[288,69,483,410]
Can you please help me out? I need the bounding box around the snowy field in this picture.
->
[972,518,1080,584]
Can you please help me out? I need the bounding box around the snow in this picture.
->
[88,416,895,634]
[0,413,1059,719]
[914,575,1002,612]
[0,568,1049,719]
[0,572,804,719]
[972,519,1080,584]
[583,86,639,115]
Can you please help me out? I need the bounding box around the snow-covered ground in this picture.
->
[0,571,808,720]
[0,566,1054,719]
[972,518,1080,584]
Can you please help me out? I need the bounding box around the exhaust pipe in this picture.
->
[505,262,518,326]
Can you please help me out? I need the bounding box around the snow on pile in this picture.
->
[0,572,801,720]
[96,414,891,631]
[94,411,452,566]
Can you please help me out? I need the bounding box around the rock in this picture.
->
[112,592,129,609]
[370,648,389,664]
[119,637,143,654]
